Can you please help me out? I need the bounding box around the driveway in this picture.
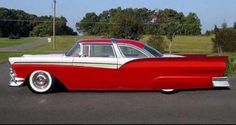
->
[0,37,48,52]
[0,62,236,124]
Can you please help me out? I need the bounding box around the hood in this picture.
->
[9,53,66,64]
[162,54,185,58]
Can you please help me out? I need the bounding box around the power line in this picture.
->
[0,19,65,23]
[0,19,200,25]
[0,19,201,26]
[76,21,201,26]
[0,19,51,23]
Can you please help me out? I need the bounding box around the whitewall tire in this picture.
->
[29,70,54,93]
[161,89,175,94]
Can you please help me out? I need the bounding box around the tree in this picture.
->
[212,26,236,53]
[146,35,166,52]
[76,12,99,35]
[222,22,227,29]
[109,8,144,39]
[151,9,201,35]
[182,13,201,35]
[30,21,52,37]
[205,30,212,36]
[0,7,76,37]
[166,21,181,54]
[233,22,236,29]
[214,25,219,33]
[76,7,202,36]
[30,16,77,37]
[0,7,37,37]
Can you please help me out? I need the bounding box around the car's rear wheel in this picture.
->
[29,70,54,93]
[161,89,176,94]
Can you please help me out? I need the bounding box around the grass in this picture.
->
[31,35,104,52]
[0,52,24,63]
[1,35,236,65]
[140,35,236,57]
[140,35,236,75]
[0,37,38,48]
[140,35,214,54]
[0,35,105,63]
[167,35,214,54]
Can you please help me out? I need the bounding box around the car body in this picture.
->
[9,38,230,93]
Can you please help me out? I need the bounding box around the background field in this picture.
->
[0,37,38,48]
[0,35,235,75]
[140,35,214,54]
[0,35,236,63]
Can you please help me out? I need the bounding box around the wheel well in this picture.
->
[25,70,68,92]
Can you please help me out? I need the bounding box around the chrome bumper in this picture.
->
[9,68,24,87]
[212,77,230,87]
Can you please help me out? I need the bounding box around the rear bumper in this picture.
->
[9,68,24,87]
[212,77,230,87]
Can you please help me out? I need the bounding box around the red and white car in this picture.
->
[9,39,230,93]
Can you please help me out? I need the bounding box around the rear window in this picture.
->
[118,45,147,58]
[144,45,163,57]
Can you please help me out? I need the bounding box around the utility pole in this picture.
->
[52,0,56,50]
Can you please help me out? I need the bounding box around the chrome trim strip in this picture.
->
[13,62,119,69]
[212,77,230,87]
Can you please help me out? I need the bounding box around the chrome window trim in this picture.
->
[117,43,152,58]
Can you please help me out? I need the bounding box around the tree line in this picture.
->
[76,7,202,39]
[0,7,77,38]
[212,22,236,52]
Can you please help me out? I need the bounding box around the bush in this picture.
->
[212,28,236,52]
[225,58,236,76]
[8,33,20,39]
[146,35,167,52]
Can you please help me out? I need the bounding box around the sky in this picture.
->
[1,0,236,33]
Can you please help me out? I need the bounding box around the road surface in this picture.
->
[0,62,236,124]
[0,37,48,52]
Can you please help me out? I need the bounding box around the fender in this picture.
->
[152,76,212,90]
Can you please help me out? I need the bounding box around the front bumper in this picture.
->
[212,77,230,87]
[9,68,24,87]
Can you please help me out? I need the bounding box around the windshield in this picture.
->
[144,44,163,57]
[65,42,80,56]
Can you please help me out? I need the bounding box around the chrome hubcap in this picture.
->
[162,89,174,92]
[32,72,49,89]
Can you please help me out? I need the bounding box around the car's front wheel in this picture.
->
[29,70,54,93]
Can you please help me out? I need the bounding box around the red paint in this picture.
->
[12,56,227,91]
[116,39,145,49]
[79,39,145,49]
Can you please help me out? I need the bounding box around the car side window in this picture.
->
[83,45,89,57]
[118,45,147,58]
[83,44,115,58]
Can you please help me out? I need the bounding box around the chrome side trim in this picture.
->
[9,68,25,87]
[212,77,230,87]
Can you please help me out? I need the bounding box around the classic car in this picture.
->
[8,38,230,93]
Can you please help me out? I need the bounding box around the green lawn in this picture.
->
[167,35,214,54]
[140,35,214,54]
[0,52,23,64]
[31,35,104,52]
[37,35,215,54]
[0,35,105,63]
[1,35,236,64]
[140,35,236,58]
[0,37,38,48]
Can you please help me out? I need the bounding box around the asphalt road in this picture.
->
[0,37,48,52]
[0,62,236,124]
